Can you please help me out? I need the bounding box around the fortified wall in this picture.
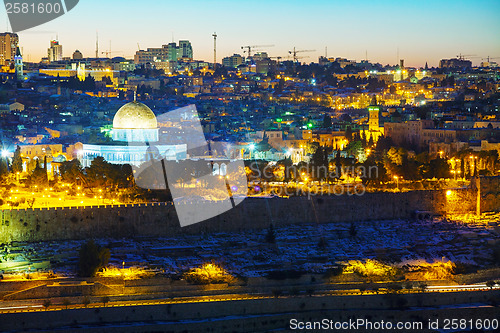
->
[0,189,461,243]
[476,176,500,214]
[2,176,500,243]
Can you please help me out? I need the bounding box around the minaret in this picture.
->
[14,46,23,81]
[368,95,380,132]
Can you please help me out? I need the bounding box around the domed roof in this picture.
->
[113,101,157,129]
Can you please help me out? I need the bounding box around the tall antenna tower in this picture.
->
[212,32,217,69]
[95,31,99,59]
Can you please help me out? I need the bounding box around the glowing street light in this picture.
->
[249,143,255,160]
[393,175,399,191]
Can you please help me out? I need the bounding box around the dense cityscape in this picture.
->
[0,6,500,332]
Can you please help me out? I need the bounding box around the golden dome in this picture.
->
[112,101,157,129]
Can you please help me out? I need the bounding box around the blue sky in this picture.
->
[3,0,500,67]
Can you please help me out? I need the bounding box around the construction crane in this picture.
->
[289,48,315,62]
[482,56,500,62]
[289,47,315,72]
[456,53,477,60]
[481,56,500,67]
[102,50,122,58]
[241,44,274,57]
[269,56,283,64]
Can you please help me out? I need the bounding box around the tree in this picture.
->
[78,240,110,277]
[277,157,293,183]
[11,146,22,174]
[42,299,51,311]
[345,126,353,142]
[85,156,109,188]
[427,157,450,179]
[387,147,406,166]
[367,134,374,148]
[317,237,327,251]
[62,298,71,309]
[486,280,496,290]
[0,148,9,179]
[386,283,402,294]
[101,296,110,307]
[417,282,428,292]
[29,160,48,187]
[334,149,342,180]
[82,297,91,308]
[265,224,276,244]
[340,114,352,123]
[311,146,328,183]
[60,159,83,184]
[359,285,367,294]
[349,223,357,237]
[360,128,366,148]
[346,141,362,159]
[322,114,332,129]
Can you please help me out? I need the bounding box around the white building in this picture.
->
[80,101,187,167]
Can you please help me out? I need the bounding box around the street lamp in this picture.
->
[249,143,255,159]
[393,175,399,191]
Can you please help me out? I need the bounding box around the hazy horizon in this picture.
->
[2,0,500,67]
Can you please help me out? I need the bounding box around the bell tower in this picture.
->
[14,46,23,80]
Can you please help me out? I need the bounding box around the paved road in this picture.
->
[0,283,498,314]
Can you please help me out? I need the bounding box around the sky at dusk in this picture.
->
[2,0,500,67]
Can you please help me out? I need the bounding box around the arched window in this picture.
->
[220,163,227,176]
[212,163,219,176]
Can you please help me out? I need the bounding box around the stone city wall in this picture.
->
[4,175,500,244]
[476,176,500,214]
[0,190,461,243]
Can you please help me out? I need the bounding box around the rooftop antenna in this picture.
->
[396,47,399,66]
[365,49,368,61]
[171,31,174,43]
[325,46,327,58]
